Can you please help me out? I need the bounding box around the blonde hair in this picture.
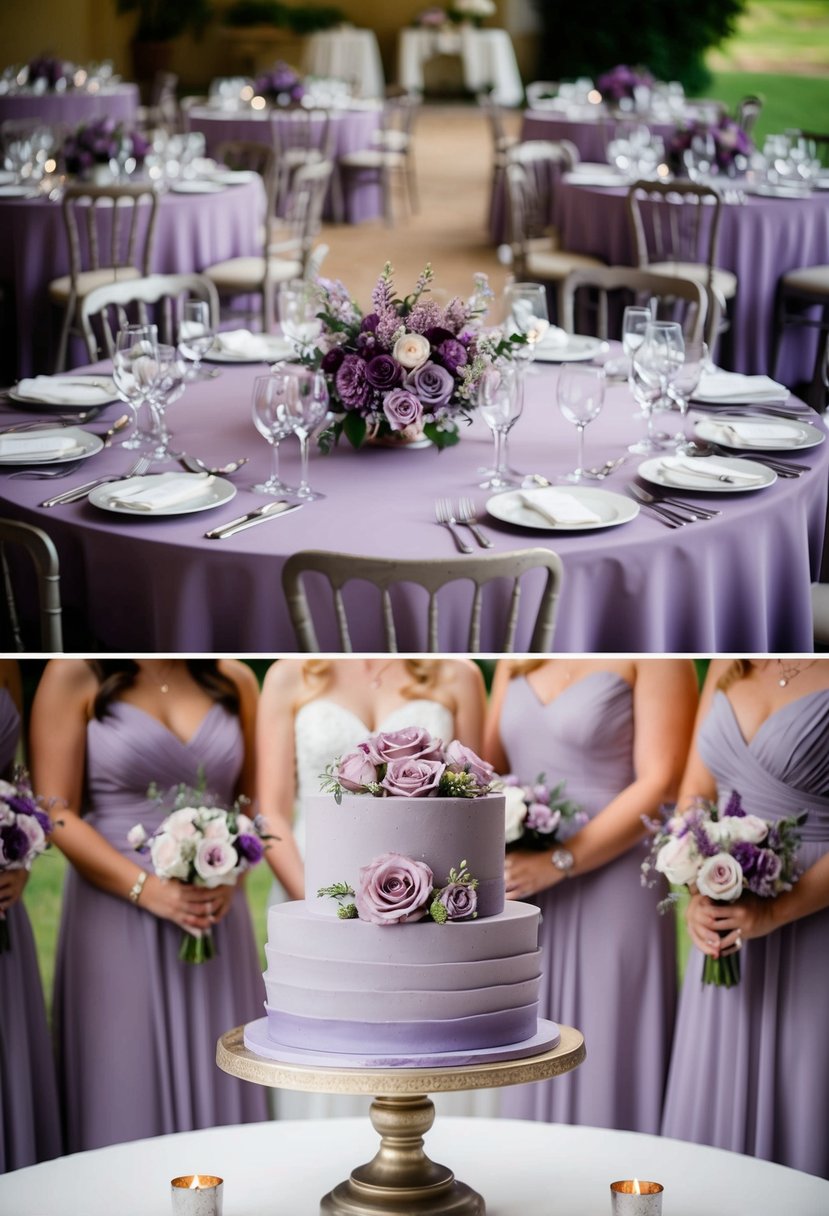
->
[717,660,754,692]
[506,660,546,678]
[295,659,455,713]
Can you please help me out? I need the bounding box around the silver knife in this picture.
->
[205,499,301,539]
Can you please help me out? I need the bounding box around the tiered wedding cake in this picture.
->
[244,730,560,1067]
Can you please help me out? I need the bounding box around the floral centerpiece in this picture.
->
[641,791,806,987]
[0,770,55,954]
[502,772,587,852]
[311,264,521,451]
[667,114,753,175]
[322,726,495,801]
[26,55,71,90]
[448,0,496,24]
[61,117,149,178]
[415,7,449,28]
[596,63,655,105]
[128,779,272,963]
[253,61,305,106]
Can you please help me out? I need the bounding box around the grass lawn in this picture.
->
[701,71,829,144]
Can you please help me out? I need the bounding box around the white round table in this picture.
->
[1,1117,826,1214]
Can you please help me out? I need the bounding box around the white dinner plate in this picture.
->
[638,454,777,493]
[564,165,632,188]
[693,415,825,452]
[88,473,236,516]
[169,179,227,194]
[0,183,40,198]
[533,334,607,363]
[741,182,812,200]
[486,486,639,531]
[7,375,119,409]
[207,169,259,186]
[0,170,16,185]
[202,335,295,363]
[0,426,104,465]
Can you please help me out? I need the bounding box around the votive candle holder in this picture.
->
[171,1174,224,1216]
[610,1179,663,1215]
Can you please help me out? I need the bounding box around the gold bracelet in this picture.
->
[128,871,147,905]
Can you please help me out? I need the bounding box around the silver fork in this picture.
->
[435,499,473,554]
[8,459,85,480]
[455,497,493,548]
[40,455,152,508]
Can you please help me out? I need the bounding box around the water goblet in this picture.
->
[178,300,215,379]
[278,279,323,359]
[251,373,297,495]
[667,339,708,450]
[639,320,685,410]
[610,303,652,385]
[556,364,606,481]
[503,282,550,369]
[144,343,187,460]
[477,359,523,491]
[112,323,161,450]
[280,365,329,501]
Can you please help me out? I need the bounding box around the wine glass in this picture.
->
[112,323,160,450]
[251,373,296,495]
[668,339,708,450]
[503,282,550,368]
[278,279,322,359]
[477,359,523,491]
[556,364,606,481]
[178,300,215,380]
[638,320,685,410]
[280,365,328,501]
[144,343,187,460]
[622,305,652,383]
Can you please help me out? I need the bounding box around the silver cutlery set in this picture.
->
[626,483,721,528]
[435,498,492,553]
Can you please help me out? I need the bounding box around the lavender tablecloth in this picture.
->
[0,84,139,127]
[183,104,383,223]
[0,175,266,378]
[2,359,826,653]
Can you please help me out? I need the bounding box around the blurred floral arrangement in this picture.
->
[61,117,149,177]
[26,55,70,90]
[596,63,655,104]
[253,61,305,105]
[667,114,753,175]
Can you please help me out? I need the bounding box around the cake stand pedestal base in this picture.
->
[321,1095,484,1216]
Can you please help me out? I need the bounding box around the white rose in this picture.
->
[0,803,13,827]
[696,852,744,902]
[202,816,231,842]
[393,332,430,370]
[236,813,255,836]
[725,814,769,844]
[504,785,527,844]
[150,832,190,880]
[164,808,199,841]
[0,780,16,798]
[194,838,238,887]
[18,814,46,863]
[127,823,148,850]
[654,833,699,887]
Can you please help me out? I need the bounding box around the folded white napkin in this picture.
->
[535,324,568,349]
[106,474,214,512]
[659,455,763,484]
[693,372,789,404]
[519,488,603,525]
[706,419,798,447]
[212,330,277,358]
[14,376,113,406]
[0,430,82,458]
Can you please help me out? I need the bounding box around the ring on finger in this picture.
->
[735,930,743,950]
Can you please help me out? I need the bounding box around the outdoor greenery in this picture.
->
[222,1,344,33]
[706,71,829,141]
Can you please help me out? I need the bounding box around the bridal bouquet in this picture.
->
[641,791,806,987]
[128,780,271,963]
[312,264,523,450]
[321,727,495,800]
[253,61,305,105]
[501,773,586,852]
[61,117,149,177]
[596,63,655,105]
[0,770,54,955]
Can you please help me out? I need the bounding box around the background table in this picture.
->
[303,28,385,99]
[0,83,139,127]
[521,105,679,165]
[398,27,523,106]
[0,175,266,377]
[2,359,825,652]
[1,1117,827,1215]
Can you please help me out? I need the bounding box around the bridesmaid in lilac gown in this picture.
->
[30,659,268,1154]
[0,661,62,1172]
[662,658,829,1178]
[484,658,698,1132]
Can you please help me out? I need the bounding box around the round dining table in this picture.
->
[0,174,266,378]
[0,82,139,127]
[2,354,826,653]
[1,1116,826,1215]
[521,104,680,165]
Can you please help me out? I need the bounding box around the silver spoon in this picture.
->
[179,453,249,476]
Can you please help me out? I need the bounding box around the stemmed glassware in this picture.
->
[503,282,550,370]
[143,343,187,460]
[278,279,323,359]
[622,305,652,382]
[477,359,523,491]
[251,373,296,496]
[112,323,161,450]
[556,365,606,481]
[280,365,329,501]
[178,300,215,380]
[668,339,708,450]
[628,321,685,454]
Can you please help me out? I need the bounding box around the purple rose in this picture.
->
[383,388,422,432]
[365,354,402,391]
[423,326,455,345]
[435,338,468,374]
[356,852,434,924]
[408,360,454,408]
[437,881,478,921]
[337,749,379,792]
[367,727,444,764]
[236,833,265,864]
[360,313,380,333]
[444,740,493,787]
[732,842,782,898]
[381,756,446,798]
[335,354,371,410]
[0,822,29,864]
[321,346,345,374]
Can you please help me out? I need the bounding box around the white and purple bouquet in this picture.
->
[642,790,806,987]
[61,117,149,177]
[322,726,495,801]
[667,114,753,175]
[0,770,54,955]
[501,773,586,852]
[253,61,305,106]
[312,264,523,451]
[596,63,655,105]
[128,780,272,964]
[320,857,479,925]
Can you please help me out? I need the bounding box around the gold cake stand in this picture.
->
[217,1023,585,1216]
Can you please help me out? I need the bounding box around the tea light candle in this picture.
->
[171,1174,224,1216]
[610,1178,663,1215]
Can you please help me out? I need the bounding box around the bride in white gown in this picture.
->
[256,657,499,1118]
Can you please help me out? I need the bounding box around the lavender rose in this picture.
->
[408,360,454,408]
[194,838,237,885]
[356,852,434,924]
[367,727,444,763]
[525,802,561,835]
[435,338,468,374]
[444,739,493,787]
[337,749,379,792]
[696,852,744,902]
[365,353,402,391]
[731,842,782,898]
[383,388,422,432]
[335,354,371,410]
[381,756,445,798]
[436,881,478,921]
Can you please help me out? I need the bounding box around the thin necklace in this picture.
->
[775,658,817,688]
[367,660,395,689]
[145,663,177,694]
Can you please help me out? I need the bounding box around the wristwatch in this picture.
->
[551,847,575,875]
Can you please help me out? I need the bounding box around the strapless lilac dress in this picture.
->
[53,701,268,1153]
[661,689,829,1178]
[0,687,62,1173]
[498,673,677,1133]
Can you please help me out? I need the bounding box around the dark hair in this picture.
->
[86,661,240,720]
